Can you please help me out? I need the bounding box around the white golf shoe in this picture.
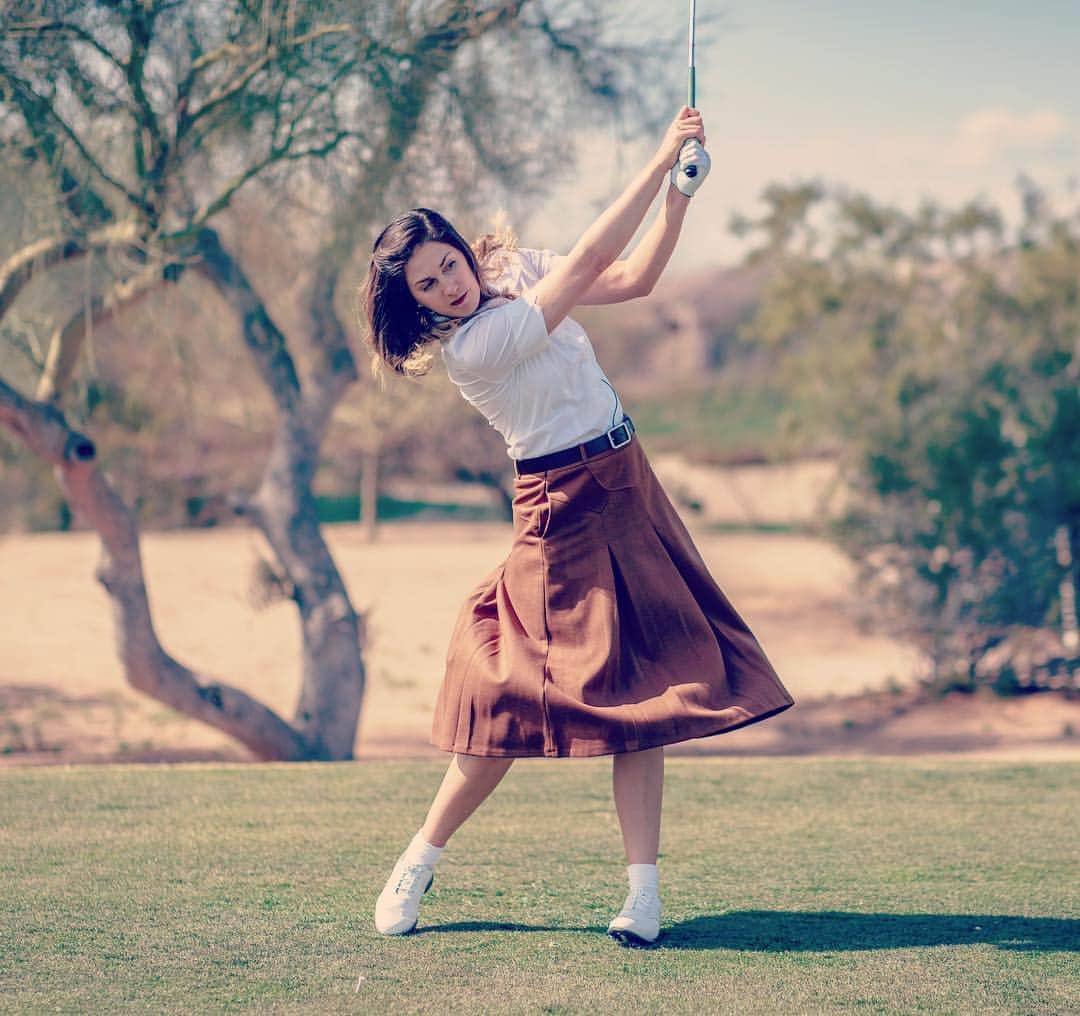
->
[607,885,662,946]
[374,858,435,936]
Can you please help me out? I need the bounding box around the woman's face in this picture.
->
[404,241,481,319]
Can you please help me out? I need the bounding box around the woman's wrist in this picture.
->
[648,149,674,177]
[666,180,692,205]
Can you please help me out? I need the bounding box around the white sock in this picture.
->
[627,863,659,889]
[403,830,444,867]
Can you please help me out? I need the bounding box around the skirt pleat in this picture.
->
[430,436,794,757]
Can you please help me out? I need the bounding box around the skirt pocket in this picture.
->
[584,444,638,492]
[546,463,608,517]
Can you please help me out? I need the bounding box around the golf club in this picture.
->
[684,0,698,177]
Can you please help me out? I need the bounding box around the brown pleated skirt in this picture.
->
[431,435,794,758]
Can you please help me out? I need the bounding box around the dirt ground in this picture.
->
[1,521,1077,766]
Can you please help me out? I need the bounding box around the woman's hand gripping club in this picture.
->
[672,138,710,197]
[657,106,710,198]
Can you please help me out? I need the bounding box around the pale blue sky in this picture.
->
[526,0,1080,269]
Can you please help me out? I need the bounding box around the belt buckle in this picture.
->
[606,421,632,449]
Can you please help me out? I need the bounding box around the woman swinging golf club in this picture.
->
[361,104,793,946]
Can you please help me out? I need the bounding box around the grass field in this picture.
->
[2,758,1077,1014]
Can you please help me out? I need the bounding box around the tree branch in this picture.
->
[125,4,169,197]
[193,228,302,415]
[182,23,356,133]
[36,262,174,404]
[0,375,96,464]
[0,67,143,213]
[0,220,140,321]
[164,124,356,243]
[5,18,127,73]
[420,0,524,49]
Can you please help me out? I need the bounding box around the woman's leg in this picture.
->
[420,753,515,847]
[376,753,514,935]
[608,746,664,945]
[612,746,664,863]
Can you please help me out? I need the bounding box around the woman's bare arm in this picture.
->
[569,183,691,305]
[529,107,704,331]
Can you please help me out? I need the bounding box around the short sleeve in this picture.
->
[443,294,550,383]
[518,247,558,283]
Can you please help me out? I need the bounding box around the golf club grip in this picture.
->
[680,138,698,178]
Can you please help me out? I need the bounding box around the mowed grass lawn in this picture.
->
[1,758,1077,1014]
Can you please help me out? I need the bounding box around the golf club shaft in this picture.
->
[687,0,696,108]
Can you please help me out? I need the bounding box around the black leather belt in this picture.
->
[514,417,635,476]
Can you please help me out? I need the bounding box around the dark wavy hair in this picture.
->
[360,208,511,378]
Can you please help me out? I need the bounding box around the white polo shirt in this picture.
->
[440,248,624,461]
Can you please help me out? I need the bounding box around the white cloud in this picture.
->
[947,107,1072,168]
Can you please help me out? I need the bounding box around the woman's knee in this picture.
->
[454,753,514,781]
[613,746,664,768]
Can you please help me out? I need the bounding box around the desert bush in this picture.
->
[736,180,1079,691]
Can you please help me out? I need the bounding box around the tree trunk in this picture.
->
[195,228,365,760]
[0,376,312,760]
[1057,524,1078,652]
[362,447,379,543]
